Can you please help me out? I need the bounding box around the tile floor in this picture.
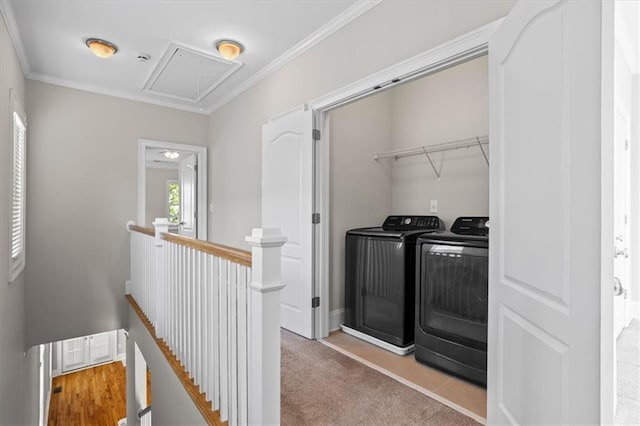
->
[323,330,487,421]
[616,319,640,425]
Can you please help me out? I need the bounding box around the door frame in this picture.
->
[308,18,502,339]
[137,139,208,240]
[305,10,614,423]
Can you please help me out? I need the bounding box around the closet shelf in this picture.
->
[373,135,489,179]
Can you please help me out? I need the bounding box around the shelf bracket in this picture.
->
[476,136,489,166]
[421,147,440,179]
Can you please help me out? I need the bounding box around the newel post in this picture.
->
[245,228,287,426]
[153,218,169,338]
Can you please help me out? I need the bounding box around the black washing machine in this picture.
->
[415,217,489,386]
[343,215,444,355]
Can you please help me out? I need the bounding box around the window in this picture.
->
[9,91,26,282]
[167,180,180,224]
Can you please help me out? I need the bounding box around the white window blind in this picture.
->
[9,90,26,282]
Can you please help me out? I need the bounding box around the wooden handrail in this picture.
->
[128,224,252,267]
[127,295,225,426]
[129,225,155,237]
[161,233,252,267]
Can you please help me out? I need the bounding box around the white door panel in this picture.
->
[62,337,87,372]
[89,332,113,364]
[262,107,314,338]
[489,1,603,424]
[179,153,197,238]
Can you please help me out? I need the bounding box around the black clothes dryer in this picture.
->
[415,217,489,386]
[343,215,444,354]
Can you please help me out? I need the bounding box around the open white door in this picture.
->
[489,1,605,424]
[179,153,197,238]
[262,106,314,338]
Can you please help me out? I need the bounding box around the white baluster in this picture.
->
[219,258,229,422]
[245,228,287,426]
[211,255,220,411]
[229,261,238,425]
[237,264,248,425]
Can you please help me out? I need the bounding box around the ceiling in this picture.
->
[3,1,379,114]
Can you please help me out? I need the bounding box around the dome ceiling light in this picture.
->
[216,40,244,61]
[85,38,118,59]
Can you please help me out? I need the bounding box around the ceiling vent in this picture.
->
[142,43,242,103]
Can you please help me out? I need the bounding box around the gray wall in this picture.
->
[328,91,393,311]
[207,0,513,249]
[145,167,178,227]
[0,11,35,425]
[127,304,206,426]
[25,81,209,347]
[390,55,489,224]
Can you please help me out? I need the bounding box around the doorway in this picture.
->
[137,139,208,240]
[613,1,640,423]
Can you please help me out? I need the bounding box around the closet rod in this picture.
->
[373,135,489,161]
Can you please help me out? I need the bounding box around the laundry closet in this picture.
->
[324,55,489,409]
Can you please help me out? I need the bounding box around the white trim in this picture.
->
[0,1,30,76]
[601,1,616,423]
[137,139,208,240]
[206,0,382,114]
[310,19,502,339]
[116,352,127,366]
[125,280,131,295]
[309,19,502,112]
[328,308,345,332]
[341,325,414,356]
[319,339,486,425]
[27,72,209,116]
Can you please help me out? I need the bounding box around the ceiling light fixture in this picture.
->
[85,38,118,58]
[163,151,180,160]
[216,40,244,61]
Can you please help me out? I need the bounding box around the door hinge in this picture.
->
[625,140,629,151]
[195,164,199,171]
[312,297,320,308]
[313,129,321,141]
[312,213,320,224]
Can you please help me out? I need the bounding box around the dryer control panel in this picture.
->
[382,215,444,231]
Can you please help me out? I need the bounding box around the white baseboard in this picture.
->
[51,369,62,378]
[125,280,131,295]
[329,308,345,332]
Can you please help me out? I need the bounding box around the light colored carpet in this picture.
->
[281,330,479,425]
[616,319,640,425]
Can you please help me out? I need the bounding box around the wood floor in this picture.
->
[48,362,127,426]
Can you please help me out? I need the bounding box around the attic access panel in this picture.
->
[142,43,242,103]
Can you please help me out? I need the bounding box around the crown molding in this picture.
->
[205,0,382,114]
[28,72,209,115]
[0,0,31,76]
[0,0,380,117]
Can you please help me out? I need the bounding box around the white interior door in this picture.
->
[613,108,631,338]
[89,332,114,364]
[62,337,87,372]
[489,1,604,424]
[262,106,314,338]
[179,153,197,238]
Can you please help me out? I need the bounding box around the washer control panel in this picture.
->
[382,215,444,231]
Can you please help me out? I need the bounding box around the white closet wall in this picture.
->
[328,91,393,311]
[390,56,489,227]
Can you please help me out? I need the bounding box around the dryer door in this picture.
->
[418,242,488,347]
